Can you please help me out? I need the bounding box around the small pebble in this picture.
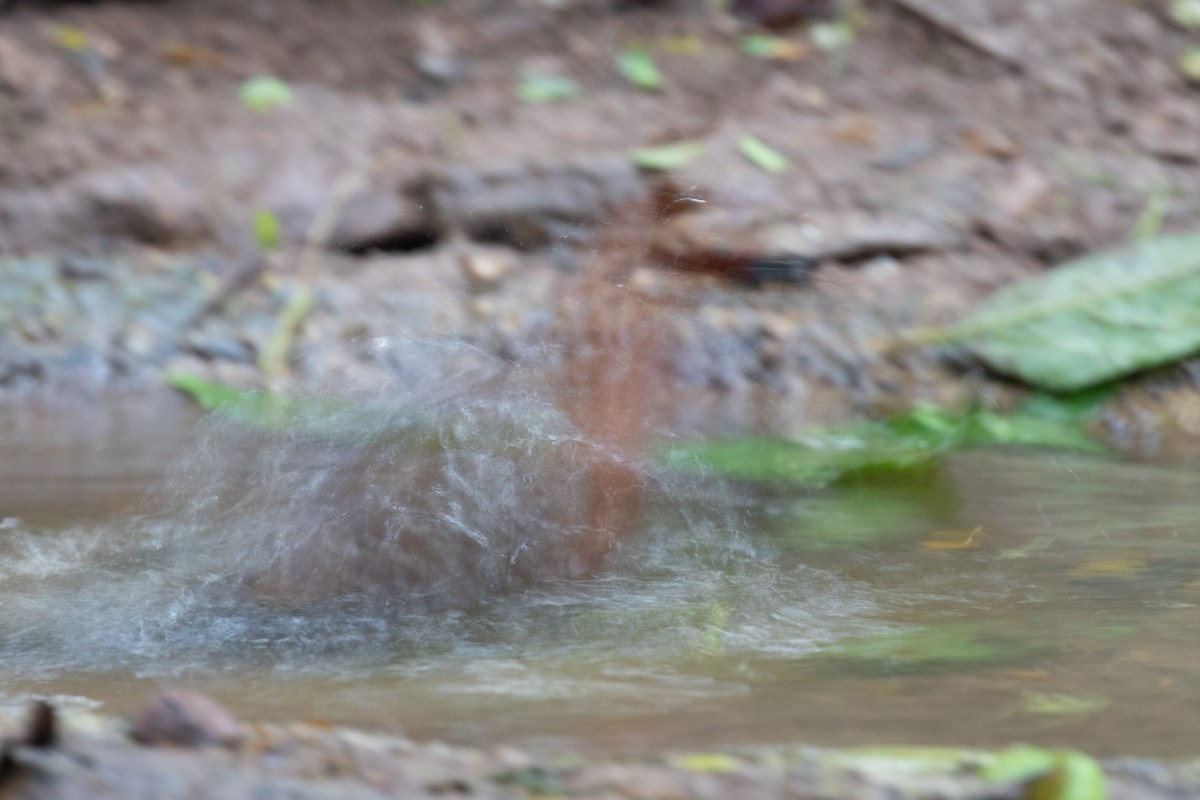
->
[461,250,512,292]
[129,690,245,749]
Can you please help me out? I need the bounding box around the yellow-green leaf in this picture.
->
[810,21,856,51]
[738,135,789,173]
[1170,0,1200,28]
[740,34,807,61]
[669,753,741,773]
[239,76,294,111]
[1019,691,1110,716]
[516,74,582,104]
[630,141,704,171]
[1029,752,1107,800]
[616,45,663,91]
[252,209,281,250]
[1179,47,1200,81]
[54,26,91,54]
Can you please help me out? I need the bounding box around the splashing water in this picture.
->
[0,337,841,673]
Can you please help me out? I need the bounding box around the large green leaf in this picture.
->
[658,403,1102,488]
[928,231,1200,391]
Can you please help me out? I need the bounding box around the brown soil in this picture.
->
[4,0,1200,445]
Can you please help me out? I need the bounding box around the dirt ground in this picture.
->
[3,0,1200,795]
[3,0,1200,445]
[0,702,1197,800]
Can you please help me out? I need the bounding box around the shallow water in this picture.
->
[0,396,1197,758]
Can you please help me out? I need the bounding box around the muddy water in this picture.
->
[0,397,1197,759]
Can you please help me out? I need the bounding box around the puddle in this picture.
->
[0,397,1197,759]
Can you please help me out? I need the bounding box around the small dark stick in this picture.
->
[0,701,58,785]
[24,701,56,750]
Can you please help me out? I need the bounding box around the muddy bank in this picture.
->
[2,0,1200,447]
[0,701,1198,800]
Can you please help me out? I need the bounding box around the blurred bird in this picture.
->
[730,0,838,30]
[643,182,816,286]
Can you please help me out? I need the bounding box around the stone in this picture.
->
[129,690,245,749]
[759,214,964,262]
[427,157,642,248]
[78,165,208,245]
[330,181,428,251]
[460,248,514,292]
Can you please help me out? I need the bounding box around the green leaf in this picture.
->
[1029,752,1107,800]
[165,371,345,436]
[775,482,951,551]
[258,282,315,378]
[659,34,705,56]
[921,231,1200,391]
[630,141,705,171]
[738,134,789,173]
[657,424,952,488]
[658,402,1101,488]
[252,209,281,250]
[740,34,806,61]
[516,74,582,104]
[616,45,663,91]
[669,753,741,773]
[809,21,856,51]
[239,76,294,111]
[54,26,91,54]
[165,372,443,449]
[981,746,1059,783]
[840,747,976,772]
[964,411,1105,453]
[981,747,1107,800]
[1017,386,1116,422]
[817,623,1047,675]
[1019,691,1110,716]
[165,374,565,453]
[1170,0,1200,28]
[1179,47,1200,81]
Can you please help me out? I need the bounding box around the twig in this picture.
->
[183,253,266,331]
[258,150,410,382]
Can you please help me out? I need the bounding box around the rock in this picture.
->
[413,21,466,86]
[330,180,429,251]
[0,165,207,250]
[129,690,245,749]
[182,325,255,363]
[871,138,936,171]
[759,214,965,262]
[78,165,208,245]
[58,254,112,281]
[460,248,514,292]
[427,157,642,249]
